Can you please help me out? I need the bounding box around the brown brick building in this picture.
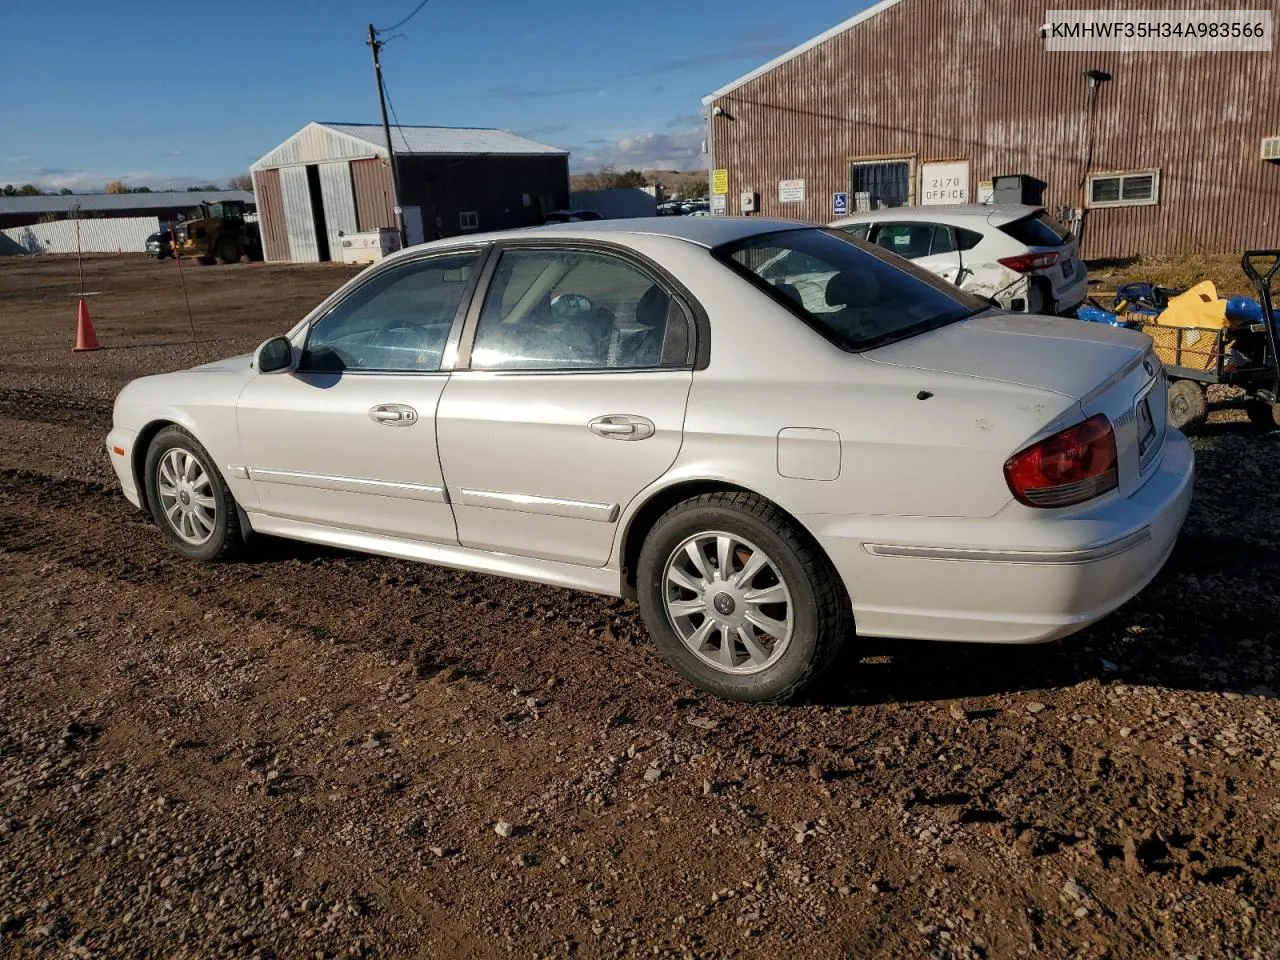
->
[702,0,1280,259]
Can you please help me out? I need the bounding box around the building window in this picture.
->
[1087,170,1159,208]
[459,211,479,231]
[850,159,913,211]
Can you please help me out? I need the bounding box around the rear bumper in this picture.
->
[106,427,142,509]
[809,431,1195,644]
[1050,269,1089,314]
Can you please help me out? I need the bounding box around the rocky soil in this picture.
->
[1,255,1278,959]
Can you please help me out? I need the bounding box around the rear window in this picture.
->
[713,228,990,352]
[998,211,1070,247]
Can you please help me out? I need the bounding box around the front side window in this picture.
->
[469,248,684,370]
[715,227,989,352]
[302,252,479,372]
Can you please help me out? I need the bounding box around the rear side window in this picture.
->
[999,211,1070,247]
[871,223,956,259]
[841,223,871,241]
[956,227,983,251]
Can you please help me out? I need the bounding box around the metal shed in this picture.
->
[250,122,570,263]
[702,0,1280,259]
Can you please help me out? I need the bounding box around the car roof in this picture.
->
[395,216,816,257]
[832,204,1042,226]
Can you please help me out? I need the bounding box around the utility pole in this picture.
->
[367,23,407,248]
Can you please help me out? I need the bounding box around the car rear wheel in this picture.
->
[1167,379,1208,433]
[636,492,851,703]
[144,426,244,561]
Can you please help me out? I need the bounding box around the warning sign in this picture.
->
[712,168,728,195]
[778,179,805,203]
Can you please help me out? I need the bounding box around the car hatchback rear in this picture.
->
[990,207,1087,314]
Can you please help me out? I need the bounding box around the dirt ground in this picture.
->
[1,254,1278,960]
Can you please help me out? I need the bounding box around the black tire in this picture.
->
[215,239,240,265]
[144,426,244,562]
[1245,399,1280,431]
[635,492,852,703]
[1167,379,1208,433]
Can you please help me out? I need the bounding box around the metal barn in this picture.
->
[702,0,1280,259]
[250,122,570,263]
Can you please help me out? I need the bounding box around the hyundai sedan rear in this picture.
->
[105,217,1192,703]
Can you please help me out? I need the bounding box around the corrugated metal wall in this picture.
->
[279,166,319,263]
[251,123,379,170]
[352,158,396,232]
[318,161,358,258]
[708,0,1280,259]
[1,216,160,255]
[253,167,290,263]
[396,155,570,240]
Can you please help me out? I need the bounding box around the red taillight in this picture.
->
[1004,414,1118,508]
[997,252,1060,273]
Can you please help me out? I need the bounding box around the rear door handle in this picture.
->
[369,403,418,426]
[589,415,655,441]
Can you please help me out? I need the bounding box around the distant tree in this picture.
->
[131,186,153,193]
[16,184,41,196]
[227,173,254,192]
[58,187,74,195]
[684,179,710,200]
[186,184,219,192]
[613,169,648,188]
[0,185,12,196]
[105,180,128,194]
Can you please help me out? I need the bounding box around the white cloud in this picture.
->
[569,126,706,173]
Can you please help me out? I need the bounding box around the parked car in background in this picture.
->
[145,229,173,260]
[105,218,1191,704]
[543,209,604,224]
[829,204,1087,315]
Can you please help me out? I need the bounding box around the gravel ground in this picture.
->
[1,255,1279,959]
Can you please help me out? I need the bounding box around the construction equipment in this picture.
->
[173,200,263,265]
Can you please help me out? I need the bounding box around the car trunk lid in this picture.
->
[867,312,1167,497]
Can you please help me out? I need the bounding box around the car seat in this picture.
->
[617,285,670,367]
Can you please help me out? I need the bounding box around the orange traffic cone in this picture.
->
[73,299,100,352]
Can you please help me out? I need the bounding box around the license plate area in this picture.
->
[1134,375,1161,470]
[1136,395,1156,456]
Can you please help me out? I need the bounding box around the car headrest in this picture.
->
[825,270,879,308]
[635,285,670,329]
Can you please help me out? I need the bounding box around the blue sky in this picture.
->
[0,0,869,192]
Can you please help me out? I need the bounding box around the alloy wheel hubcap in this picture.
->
[662,531,794,675]
[156,448,217,545]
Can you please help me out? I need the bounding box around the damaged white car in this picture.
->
[829,204,1087,316]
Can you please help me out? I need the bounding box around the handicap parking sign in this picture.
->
[832,192,849,217]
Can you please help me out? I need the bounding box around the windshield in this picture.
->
[713,227,991,351]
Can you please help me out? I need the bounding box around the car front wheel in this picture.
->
[636,492,851,703]
[144,426,244,561]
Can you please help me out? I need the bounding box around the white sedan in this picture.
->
[106,218,1194,703]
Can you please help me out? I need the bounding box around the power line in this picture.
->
[380,74,414,154]
[375,0,428,33]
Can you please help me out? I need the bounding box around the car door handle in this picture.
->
[589,415,655,441]
[369,404,418,426]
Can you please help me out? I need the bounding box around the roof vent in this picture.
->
[1263,136,1280,161]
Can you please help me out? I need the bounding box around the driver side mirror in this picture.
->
[254,336,294,374]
